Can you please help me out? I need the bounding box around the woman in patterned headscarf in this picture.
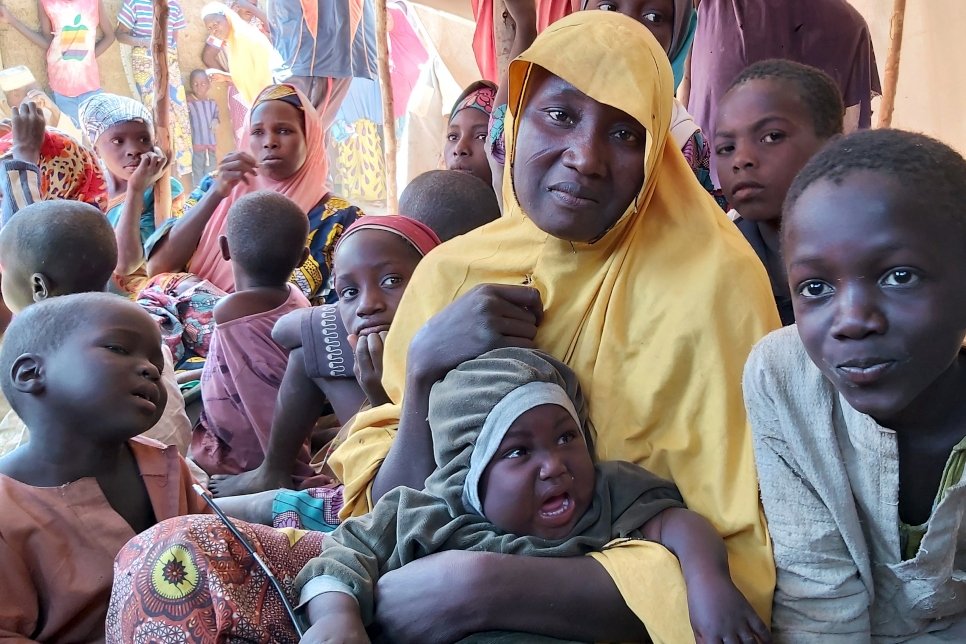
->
[146,84,362,302]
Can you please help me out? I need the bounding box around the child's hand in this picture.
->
[23,88,62,126]
[687,576,772,644]
[10,101,45,166]
[128,147,168,194]
[300,615,370,644]
[212,151,257,198]
[352,331,390,407]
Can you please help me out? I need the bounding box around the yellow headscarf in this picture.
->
[331,11,779,641]
[202,3,277,107]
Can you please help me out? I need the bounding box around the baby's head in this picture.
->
[333,215,440,338]
[0,200,117,313]
[445,81,497,185]
[79,93,155,183]
[715,59,844,224]
[399,169,500,241]
[428,348,596,540]
[190,69,212,100]
[220,190,309,289]
[783,129,966,426]
[0,293,166,440]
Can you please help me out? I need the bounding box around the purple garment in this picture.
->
[690,0,881,178]
[193,285,311,475]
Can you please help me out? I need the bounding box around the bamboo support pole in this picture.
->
[152,0,172,226]
[493,1,514,82]
[877,0,906,128]
[375,0,397,211]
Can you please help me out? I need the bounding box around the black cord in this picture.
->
[193,484,306,637]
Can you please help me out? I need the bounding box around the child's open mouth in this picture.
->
[539,492,576,527]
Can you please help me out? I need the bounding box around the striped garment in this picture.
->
[187,97,219,148]
[117,0,186,46]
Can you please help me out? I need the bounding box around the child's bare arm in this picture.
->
[0,3,52,49]
[302,592,370,644]
[644,507,772,643]
[272,308,306,349]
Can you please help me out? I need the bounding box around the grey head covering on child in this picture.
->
[78,93,153,148]
[295,348,685,629]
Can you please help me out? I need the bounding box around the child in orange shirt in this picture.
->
[0,293,207,642]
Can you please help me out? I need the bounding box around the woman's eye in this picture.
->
[596,1,616,10]
[111,138,122,145]
[503,447,526,459]
[614,128,641,144]
[340,287,358,300]
[446,133,458,142]
[546,109,571,124]
[715,144,734,156]
[643,11,664,23]
[762,131,785,144]
[250,129,263,136]
[474,132,487,141]
[279,128,291,135]
[381,275,404,287]
[105,345,128,355]
[880,269,920,287]
[798,280,833,298]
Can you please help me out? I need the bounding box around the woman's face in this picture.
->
[205,15,230,40]
[591,0,674,53]
[512,70,647,242]
[444,108,492,185]
[248,100,307,181]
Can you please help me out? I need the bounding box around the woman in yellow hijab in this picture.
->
[201,3,278,107]
[105,11,779,643]
[323,10,780,643]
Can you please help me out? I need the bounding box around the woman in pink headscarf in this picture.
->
[145,84,363,303]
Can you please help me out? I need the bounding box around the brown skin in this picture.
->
[310,404,768,643]
[714,77,831,305]
[591,0,674,51]
[0,301,166,534]
[147,99,305,276]
[94,120,169,275]
[511,69,646,243]
[209,232,422,497]
[445,108,492,185]
[0,0,114,54]
[189,71,212,101]
[204,14,230,41]
[480,405,596,540]
[363,70,656,639]
[785,171,966,526]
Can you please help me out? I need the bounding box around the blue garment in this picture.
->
[53,88,102,128]
[670,12,697,88]
[107,177,184,255]
[269,0,377,81]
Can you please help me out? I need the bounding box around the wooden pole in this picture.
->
[375,0,397,211]
[877,0,906,128]
[493,1,514,82]
[152,0,173,227]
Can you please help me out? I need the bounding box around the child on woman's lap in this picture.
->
[748,129,966,640]
[714,60,844,325]
[210,215,440,502]
[190,191,312,476]
[0,293,207,641]
[300,348,770,643]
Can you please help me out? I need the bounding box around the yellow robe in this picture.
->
[331,11,781,642]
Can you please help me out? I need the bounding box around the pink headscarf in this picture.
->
[335,215,442,258]
[189,84,329,292]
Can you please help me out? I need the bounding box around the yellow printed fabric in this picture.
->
[330,11,780,641]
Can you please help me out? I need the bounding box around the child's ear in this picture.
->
[11,353,45,394]
[30,273,51,302]
[218,235,231,261]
